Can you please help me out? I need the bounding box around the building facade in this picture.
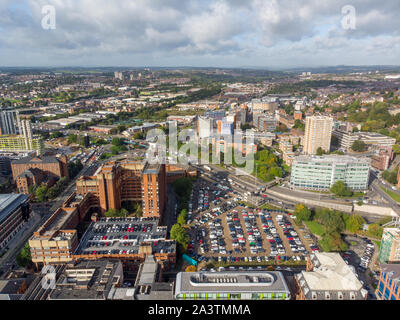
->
[0,193,31,253]
[303,116,333,155]
[379,228,400,264]
[290,155,370,191]
[376,264,400,300]
[175,271,291,300]
[76,160,167,218]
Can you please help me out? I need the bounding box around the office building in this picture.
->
[376,264,400,300]
[250,98,279,113]
[294,252,367,300]
[0,111,20,135]
[379,228,400,264]
[76,160,166,218]
[253,113,277,132]
[333,130,396,151]
[290,155,370,191]
[0,193,31,252]
[303,116,333,155]
[175,271,291,300]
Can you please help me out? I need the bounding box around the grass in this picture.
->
[380,186,400,202]
[304,221,325,236]
[374,240,381,249]
[260,203,282,211]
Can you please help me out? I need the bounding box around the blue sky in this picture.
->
[0,0,399,68]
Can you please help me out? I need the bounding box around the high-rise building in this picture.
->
[290,155,370,191]
[303,116,333,155]
[76,160,167,218]
[0,111,20,135]
[379,228,400,264]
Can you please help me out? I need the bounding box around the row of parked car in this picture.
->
[359,241,375,272]
[259,211,286,256]
[242,211,265,255]
[276,214,308,255]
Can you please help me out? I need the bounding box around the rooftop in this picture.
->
[49,259,122,300]
[380,264,400,281]
[0,193,29,225]
[175,271,290,294]
[75,217,175,256]
[12,155,60,165]
[297,252,367,300]
[294,154,371,165]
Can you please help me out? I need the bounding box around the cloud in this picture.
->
[0,0,399,67]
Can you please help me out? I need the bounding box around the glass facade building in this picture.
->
[290,155,370,191]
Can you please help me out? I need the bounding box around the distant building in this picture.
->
[11,155,69,194]
[376,264,400,300]
[303,116,333,155]
[0,193,31,253]
[253,113,277,132]
[175,271,291,300]
[294,252,367,300]
[290,155,370,191]
[0,135,43,154]
[0,111,20,135]
[379,228,400,264]
[371,146,393,171]
[333,130,396,151]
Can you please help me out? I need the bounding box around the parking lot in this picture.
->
[188,205,314,266]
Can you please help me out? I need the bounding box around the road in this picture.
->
[370,170,400,215]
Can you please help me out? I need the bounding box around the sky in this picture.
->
[0,0,399,68]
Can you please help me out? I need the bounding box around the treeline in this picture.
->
[295,204,385,252]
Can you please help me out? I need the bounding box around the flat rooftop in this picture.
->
[294,155,370,165]
[0,193,29,225]
[75,217,175,256]
[175,271,290,294]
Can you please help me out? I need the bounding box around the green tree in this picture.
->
[35,184,48,202]
[351,140,367,152]
[177,209,188,225]
[170,223,189,249]
[16,243,32,268]
[330,180,353,197]
[294,204,312,222]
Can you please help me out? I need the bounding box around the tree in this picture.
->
[294,204,312,222]
[170,224,189,248]
[351,140,367,152]
[316,147,325,156]
[177,209,188,225]
[330,180,353,197]
[367,224,383,238]
[35,184,48,202]
[16,243,32,268]
[345,214,366,233]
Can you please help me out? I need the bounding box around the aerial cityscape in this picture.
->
[0,0,399,309]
